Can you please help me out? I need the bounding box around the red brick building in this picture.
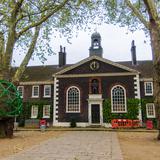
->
[17,32,155,127]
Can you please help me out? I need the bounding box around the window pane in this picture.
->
[112,86,126,112]
[32,86,39,97]
[44,85,51,97]
[17,86,23,97]
[146,103,155,118]
[67,87,80,112]
[31,105,38,118]
[43,105,50,118]
[145,82,153,95]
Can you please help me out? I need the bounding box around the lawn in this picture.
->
[118,131,160,160]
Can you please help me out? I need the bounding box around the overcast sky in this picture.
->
[13,24,152,66]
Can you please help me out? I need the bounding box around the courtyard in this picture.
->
[0,130,159,160]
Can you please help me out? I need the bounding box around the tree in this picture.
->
[103,0,160,140]
[0,0,97,137]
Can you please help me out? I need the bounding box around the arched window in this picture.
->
[93,39,99,49]
[66,86,80,112]
[111,85,127,113]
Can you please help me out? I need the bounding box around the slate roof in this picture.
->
[18,65,70,82]
[118,60,153,78]
[16,60,153,82]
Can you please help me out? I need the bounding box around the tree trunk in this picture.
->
[150,23,160,140]
[0,118,14,138]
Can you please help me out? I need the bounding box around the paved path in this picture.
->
[2,131,123,160]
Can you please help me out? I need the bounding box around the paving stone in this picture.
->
[2,131,123,160]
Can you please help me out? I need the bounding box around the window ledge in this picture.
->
[43,116,50,118]
[111,111,127,113]
[31,117,37,119]
[43,96,51,98]
[145,94,153,96]
[32,96,39,98]
[66,111,80,113]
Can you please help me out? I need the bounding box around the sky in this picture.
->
[13,23,152,66]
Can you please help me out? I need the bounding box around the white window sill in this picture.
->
[145,94,153,96]
[43,116,50,118]
[43,96,51,98]
[147,116,155,118]
[32,96,39,98]
[111,111,127,113]
[66,111,80,113]
[31,117,37,119]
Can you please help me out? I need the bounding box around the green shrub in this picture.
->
[103,98,140,123]
[70,118,77,128]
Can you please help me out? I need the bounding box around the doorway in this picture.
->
[91,104,100,124]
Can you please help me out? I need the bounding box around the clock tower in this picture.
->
[89,32,103,57]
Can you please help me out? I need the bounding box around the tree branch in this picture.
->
[125,0,150,30]
[12,26,40,82]
[4,0,24,71]
[17,0,69,38]
[143,0,159,21]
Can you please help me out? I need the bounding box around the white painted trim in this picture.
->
[87,96,103,125]
[140,78,153,82]
[32,85,39,98]
[19,81,54,85]
[146,103,156,118]
[111,85,127,113]
[54,72,138,78]
[66,86,80,113]
[134,75,142,121]
[144,82,153,96]
[53,122,89,127]
[17,86,24,98]
[54,55,139,76]
[43,85,51,98]
[53,78,59,124]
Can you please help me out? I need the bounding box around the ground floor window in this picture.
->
[111,85,127,113]
[146,103,155,118]
[31,105,38,118]
[43,105,50,118]
[66,86,80,113]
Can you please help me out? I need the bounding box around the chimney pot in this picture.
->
[131,40,137,66]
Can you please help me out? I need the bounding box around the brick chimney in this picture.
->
[131,40,137,65]
[59,45,66,67]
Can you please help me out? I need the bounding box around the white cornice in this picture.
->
[140,78,153,81]
[53,55,139,76]
[55,72,138,78]
[19,81,54,85]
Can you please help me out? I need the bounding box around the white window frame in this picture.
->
[66,86,80,113]
[17,86,24,98]
[146,103,155,118]
[31,105,38,118]
[144,82,153,96]
[43,105,50,118]
[32,85,39,98]
[44,85,51,98]
[111,85,127,113]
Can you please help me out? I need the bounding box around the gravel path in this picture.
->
[2,131,123,160]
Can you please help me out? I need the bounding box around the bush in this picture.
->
[103,98,140,123]
[70,118,77,128]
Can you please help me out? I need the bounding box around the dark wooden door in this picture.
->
[91,104,100,123]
